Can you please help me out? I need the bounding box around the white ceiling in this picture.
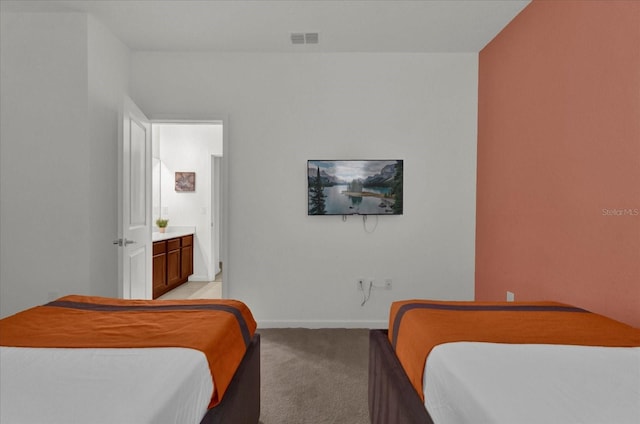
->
[0,0,530,53]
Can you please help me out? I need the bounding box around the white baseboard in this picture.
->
[257,319,387,329]
[188,275,211,282]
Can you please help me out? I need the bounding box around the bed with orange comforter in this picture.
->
[369,299,640,424]
[0,295,260,424]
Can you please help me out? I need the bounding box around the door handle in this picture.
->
[113,238,136,246]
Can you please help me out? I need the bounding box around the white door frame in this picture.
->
[211,155,222,278]
[150,116,230,299]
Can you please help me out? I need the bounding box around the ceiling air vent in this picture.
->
[290,33,305,44]
[304,33,319,44]
[290,33,319,45]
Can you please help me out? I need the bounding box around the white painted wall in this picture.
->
[0,12,129,318]
[154,124,223,281]
[0,12,476,327]
[87,16,131,297]
[132,52,478,327]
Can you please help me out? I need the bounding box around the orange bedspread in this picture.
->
[0,295,257,408]
[389,299,640,401]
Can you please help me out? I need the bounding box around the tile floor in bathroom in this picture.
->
[157,274,222,300]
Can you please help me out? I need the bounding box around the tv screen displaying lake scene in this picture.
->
[307,160,403,215]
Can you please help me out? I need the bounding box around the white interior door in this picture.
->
[211,155,222,277]
[118,97,152,299]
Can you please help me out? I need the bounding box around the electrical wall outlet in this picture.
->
[506,291,515,302]
[384,278,393,290]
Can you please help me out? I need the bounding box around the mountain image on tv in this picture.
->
[308,160,403,215]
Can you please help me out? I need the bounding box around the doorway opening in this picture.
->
[151,121,225,299]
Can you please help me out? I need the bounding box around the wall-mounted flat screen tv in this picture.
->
[308,160,403,215]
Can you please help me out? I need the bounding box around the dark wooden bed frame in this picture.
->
[368,330,434,424]
[200,333,261,424]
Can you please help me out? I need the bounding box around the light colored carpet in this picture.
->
[258,328,370,424]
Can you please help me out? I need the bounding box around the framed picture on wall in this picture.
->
[175,172,195,192]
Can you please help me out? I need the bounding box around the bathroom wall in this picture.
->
[154,123,223,281]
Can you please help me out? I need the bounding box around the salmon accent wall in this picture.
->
[476,0,640,327]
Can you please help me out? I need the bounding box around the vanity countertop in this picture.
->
[152,226,196,242]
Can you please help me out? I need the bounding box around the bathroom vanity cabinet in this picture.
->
[152,234,193,299]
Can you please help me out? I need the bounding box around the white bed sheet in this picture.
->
[423,342,640,424]
[0,346,213,424]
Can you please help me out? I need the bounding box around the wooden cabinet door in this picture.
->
[152,253,166,298]
[152,241,167,299]
[167,246,181,287]
[181,245,193,280]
